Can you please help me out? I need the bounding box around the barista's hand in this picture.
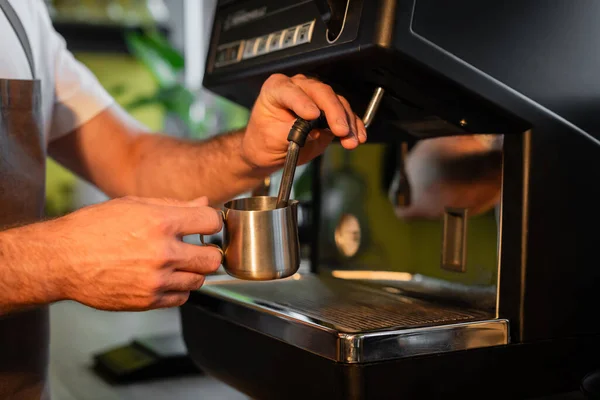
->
[241,74,367,170]
[394,136,503,220]
[48,196,222,311]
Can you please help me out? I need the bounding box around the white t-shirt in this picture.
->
[0,0,115,143]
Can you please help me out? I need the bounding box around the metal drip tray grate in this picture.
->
[209,275,487,333]
[194,274,508,363]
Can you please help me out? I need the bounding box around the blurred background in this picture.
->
[44,1,249,398]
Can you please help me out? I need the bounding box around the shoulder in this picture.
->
[7,0,60,59]
[8,0,50,29]
[0,0,54,80]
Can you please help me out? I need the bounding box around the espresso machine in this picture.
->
[180,1,600,398]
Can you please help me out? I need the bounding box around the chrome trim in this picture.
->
[363,87,385,128]
[194,273,509,363]
[340,319,508,363]
[326,0,351,44]
[496,147,505,319]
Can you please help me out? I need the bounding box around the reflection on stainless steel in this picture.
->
[195,274,508,363]
[329,270,496,310]
[351,320,508,363]
[395,117,465,137]
[441,207,468,273]
[388,141,411,208]
[363,87,385,128]
[251,176,271,196]
[334,214,361,257]
[331,270,413,281]
[205,260,311,284]
[221,196,300,280]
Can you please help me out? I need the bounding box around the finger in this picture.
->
[356,116,367,144]
[189,197,209,207]
[262,75,321,121]
[163,272,206,292]
[307,129,325,142]
[337,95,359,149]
[167,206,223,236]
[300,131,335,164]
[153,291,191,309]
[292,77,352,138]
[175,243,223,274]
[132,196,209,208]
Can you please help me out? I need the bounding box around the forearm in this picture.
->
[50,74,364,205]
[0,222,65,316]
[128,129,276,205]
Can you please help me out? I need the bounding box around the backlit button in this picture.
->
[256,36,268,55]
[243,38,257,59]
[296,22,312,45]
[269,31,283,52]
[216,49,227,64]
[281,27,297,48]
[226,44,240,62]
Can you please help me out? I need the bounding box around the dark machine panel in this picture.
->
[204,0,365,107]
[203,0,530,139]
[412,1,600,138]
[209,0,362,71]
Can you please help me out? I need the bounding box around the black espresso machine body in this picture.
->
[181,1,600,398]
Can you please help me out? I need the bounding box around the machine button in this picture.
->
[243,38,257,59]
[256,36,268,55]
[269,31,283,52]
[226,44,240,62]
[216,49,227,64]
[281,27,297,48]
[296,22,313,45]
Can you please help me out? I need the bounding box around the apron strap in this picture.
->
[0,0,36,79]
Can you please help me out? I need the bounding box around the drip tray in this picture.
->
[189,274,508,363]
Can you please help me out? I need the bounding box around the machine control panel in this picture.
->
[214,20,316,68]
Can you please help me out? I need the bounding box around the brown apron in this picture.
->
[0,1,50,398]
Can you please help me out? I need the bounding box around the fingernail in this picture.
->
[359,128,367,142]
[352,126,360,142]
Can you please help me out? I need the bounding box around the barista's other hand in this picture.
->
[394,136,503,220]
[241,74,366,170]
[50,196,223,311]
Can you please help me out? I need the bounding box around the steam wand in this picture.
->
[363,87,384,129]
[276,112,328,208]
